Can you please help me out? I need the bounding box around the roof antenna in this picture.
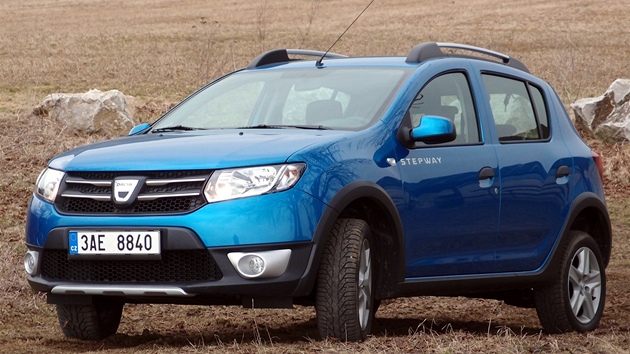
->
[316,0,376,67]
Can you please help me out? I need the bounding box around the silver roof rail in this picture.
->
[405,42,530,73]
[286,49,347,59]
[247,49,347,69]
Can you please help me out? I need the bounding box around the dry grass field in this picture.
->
[2,0,630,352]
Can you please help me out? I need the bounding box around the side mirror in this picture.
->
[128,123,151,136]
[411,116,456,144]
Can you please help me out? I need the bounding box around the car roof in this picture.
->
[246,42,530,73]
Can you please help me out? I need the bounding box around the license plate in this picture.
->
[69,230,161,255]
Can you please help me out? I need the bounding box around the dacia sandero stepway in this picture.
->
[25,42,611,341]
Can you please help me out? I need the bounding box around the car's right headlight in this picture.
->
[204,163,306,203]
[35,168,65,203]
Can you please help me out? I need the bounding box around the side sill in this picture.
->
[396,271,554,298]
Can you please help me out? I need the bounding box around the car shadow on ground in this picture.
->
[372,316,542,338]
[40,315,542,352]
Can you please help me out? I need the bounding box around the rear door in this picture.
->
[478,71,573,272]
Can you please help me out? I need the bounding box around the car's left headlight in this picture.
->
[204,163,306,203]
[35,168,65,203]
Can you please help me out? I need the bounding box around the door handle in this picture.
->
[478,167,495,180]
[556,165,570,178]
[477,167,495,189]
[555,165,570,185]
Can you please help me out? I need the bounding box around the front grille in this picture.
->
[55,170,212,215]
[41,249,223,282]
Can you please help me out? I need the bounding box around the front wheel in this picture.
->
[56,298,124,340]
[316,218,375,341]
[534,230,606,333]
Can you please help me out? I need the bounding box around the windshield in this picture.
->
[151,67,409,132]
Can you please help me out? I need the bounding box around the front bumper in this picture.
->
[25,189,331,302]
[27,227,316,300]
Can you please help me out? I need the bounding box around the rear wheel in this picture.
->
[316,218,375,341]
[56,298,124,340]
[534,231,606,333]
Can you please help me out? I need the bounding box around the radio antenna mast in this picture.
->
[316,0,376,67]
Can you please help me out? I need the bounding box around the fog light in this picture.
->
[227,249,291,279]
[24,251,39,276]
[249,256,265,275]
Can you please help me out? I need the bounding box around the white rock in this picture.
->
[33,89,136,135]
[571,79,630,143]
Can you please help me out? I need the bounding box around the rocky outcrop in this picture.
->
[572,79,630,143]
[33,89,136,135]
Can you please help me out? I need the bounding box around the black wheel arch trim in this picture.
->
[293,181,405,298]
[562,191,612,267]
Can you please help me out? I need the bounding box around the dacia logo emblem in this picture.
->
[112,178,144,206]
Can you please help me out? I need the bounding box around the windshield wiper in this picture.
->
[238,124,330,130]
[151,125,201,133]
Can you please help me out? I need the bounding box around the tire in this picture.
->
[534,230,606,333]
[316,218,375,341]
[56,298,124,340]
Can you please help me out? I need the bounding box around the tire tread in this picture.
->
[316,218,373,341]
[534,230,606,333]
[56,300,123,340]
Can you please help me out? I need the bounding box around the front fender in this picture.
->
[293,180,405,297]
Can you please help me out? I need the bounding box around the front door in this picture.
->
[398,72,501,278]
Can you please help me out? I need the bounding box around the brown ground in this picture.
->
[2,0,630,352]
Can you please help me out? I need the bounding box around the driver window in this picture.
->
[409,72,479,144]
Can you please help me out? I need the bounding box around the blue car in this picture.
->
[25,42,611,341]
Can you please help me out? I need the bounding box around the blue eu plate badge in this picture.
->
[69,231,79,254]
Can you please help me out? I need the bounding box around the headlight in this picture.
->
[35,168,65,203]
[204,163,306,203]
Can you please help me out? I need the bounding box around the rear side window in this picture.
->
[530,85,550,138]
[481,74,550,142]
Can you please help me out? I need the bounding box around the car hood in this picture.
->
[49,129,349,171]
